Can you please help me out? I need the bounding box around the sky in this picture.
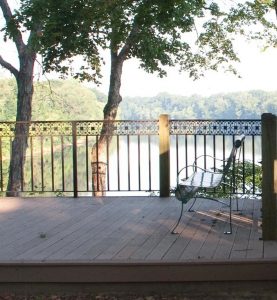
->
[105,41,277,97]
[1,1,277,98]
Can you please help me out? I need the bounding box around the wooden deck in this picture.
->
[1,195,277,288]
[1,195,276,262]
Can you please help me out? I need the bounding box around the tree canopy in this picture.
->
[18,0,277,82]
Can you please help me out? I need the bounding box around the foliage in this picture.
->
[0,78,104,121]
[1,78,276,121]
[17,0,277,83]
[120,90,277,120]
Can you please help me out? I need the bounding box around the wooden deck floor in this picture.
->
[1,195,276,263]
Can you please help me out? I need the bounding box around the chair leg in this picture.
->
[171,201,184,234]
[188,196,197,212]
[224,194,232,234]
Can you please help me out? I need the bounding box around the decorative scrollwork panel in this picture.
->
[170,120,261,135]
[77,120,159,136]
[0,119,261,137]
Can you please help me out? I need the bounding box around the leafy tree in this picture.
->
[18,0,277,195]
[0,78,104,121]
[0,0,41,195]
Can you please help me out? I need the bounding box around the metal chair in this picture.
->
[172,135,245,234]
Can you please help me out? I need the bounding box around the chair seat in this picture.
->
[181,171,223,188]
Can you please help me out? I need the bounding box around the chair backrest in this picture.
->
[222,135,245,175]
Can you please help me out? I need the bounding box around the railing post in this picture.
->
[72,121,78,198]
[159,114,170,197]
[262,113,277,240]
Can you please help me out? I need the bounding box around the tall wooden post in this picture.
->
[159,114,170,197]
[262,113,277,240]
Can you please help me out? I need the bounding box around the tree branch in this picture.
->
[118,23,139,61]
[0,0,25,55]
[0,55,19,78]
[0,55,18,78]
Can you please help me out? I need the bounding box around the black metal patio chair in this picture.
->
[172,135,245,235]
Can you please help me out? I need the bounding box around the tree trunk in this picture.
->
[91,50,124,196]
[6,50,36,196]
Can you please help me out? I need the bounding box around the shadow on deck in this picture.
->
[1,196,277,294]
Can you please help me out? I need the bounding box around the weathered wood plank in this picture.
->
[34,200,143,260]
[0,196,276,263]
[230,198,254,260]
[246,199,263,259]
[264,241,277,259]
[99,200,171,260]
[130,199,203,261]
[212,198,247,260]
[64,198,157,260]
[16,198,127,260]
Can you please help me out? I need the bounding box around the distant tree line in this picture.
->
[120,90,277,120]
[1,78,276,121]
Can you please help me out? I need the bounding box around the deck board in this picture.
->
[0,196,276,263]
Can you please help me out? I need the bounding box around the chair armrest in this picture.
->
[180,166,223,179]
[177,165,195,177]
[193,154,228,166]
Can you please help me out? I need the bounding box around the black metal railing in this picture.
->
[0,118,261,196]
[170,119,262,196]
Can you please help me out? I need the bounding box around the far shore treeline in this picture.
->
[0,78,276,121]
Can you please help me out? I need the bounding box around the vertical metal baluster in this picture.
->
[222,135,226,163]
[0,137,2,192]
[203,135,207,170]
[242,137,245,194]
[127,135,130,191]
[106,135,110,191]
[176,135,179,177]
[213,135,216,193]
[252,135,256,194]
[148,135,151,192]
[232,135,235,193]
[96,135,100,192]
[213,135,216,170]
[185,134,188,178]
[194,135,197,166]
[30,137,34,192]
[203,134,207,194]
[86,136,89,191]
[223,135,226,193]
[61,136,65,192]
[138,135,141,191]
[7,137,12,193]
[117,135,120,191]
[20,135,24,192]
[41,136,44,192]
[51,136,54,192]
[72,122,78,198]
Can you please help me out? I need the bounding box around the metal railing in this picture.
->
[0,117,262,196]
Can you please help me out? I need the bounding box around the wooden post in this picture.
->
[274,159,277,194]
[262,113,277,240]
[159,114,170,197]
